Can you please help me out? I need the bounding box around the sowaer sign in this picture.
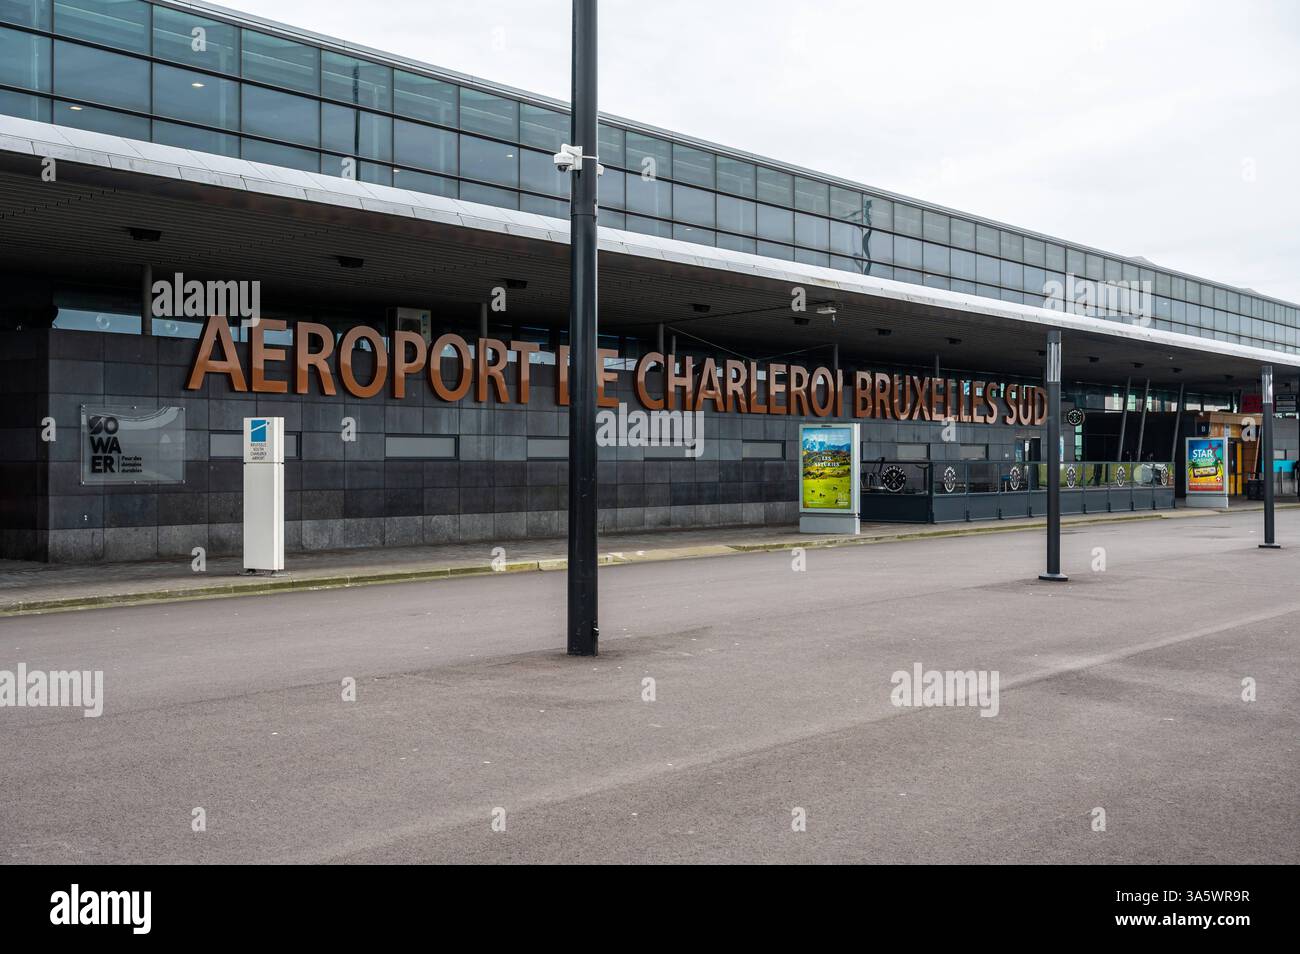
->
[80,405,186,485]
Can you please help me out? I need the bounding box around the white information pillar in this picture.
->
[243,416,285,573]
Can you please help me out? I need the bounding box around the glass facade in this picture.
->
[0,0,1297,353]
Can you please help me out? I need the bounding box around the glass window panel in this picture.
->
[830,255,862,274]
[459,87,516,139]
[153,7,239,75]
[1171,275,1185,299]
[756,204,793,243]
[626,132,671,181]
[519,103,567,152]
[673,183,714,227]
[895,236,922,269]
[242,84,318,147]
[756,240,793,261]
[1,0,50,29]
[674,223,714,246]
[1066,247,1086,276]
[975,223,999,254]
[672,143,714,188]
[950,247,975,280]
[393,167,456,197]
[922,210,949,243]
[600,209,625,230]
[865,196,891,230]
[53,40,147,111]
[153,63,239,130]
[923,274,949,290]
[1085,253,1103,280]
[321,52,391,111]
[1103,258,1121,282]
[600,167,624,208]
[793,176,828,215]
[894,203,922,237]
[152,118,238,155]
[717,155,759,197]
[1122,261,1139,283]
[1045,243,1066,271]
[1000,260,1023,289]
[0,87,51,120]
[460,181,517,209]
[829,220,864,256]
[394,71,456,125]
[867,230,892,264]
[241,136,317,171]
[460,133,516,186]
[716,232,756,255]
[626,214,672,238]
[520,146,569,197]
[321,103,391,161]
[1000,231,1023,261]
[896,268,923,285]
[948,218,975,250]
[1214,287,1228,309]
[830,186,863,222]
[1024,265,1047,294]
[597,123,624,167]
[794,247,828,267]
[392,119,456,173]
[54,0,148,53]
[0,26,49,92]
[756,166,792,206]
[625,173,670,217]
[521,193,567,218]
[55,98,146,136]
[794,212,828,250]
[716,194,755,235]
[975,253,999,284]
[368,156,410,191]
[922,241,949,274]
[242,30,318,94]
[1022,236,1045,265]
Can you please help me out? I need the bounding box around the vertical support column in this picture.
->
[1134,378,1151,462]
[1168,382,1185,463]
[566,0,600,655]
[140,263,153,337]
[1116,376,1131,460]
[1260,365,1280,549]
[1039,330,1068,581]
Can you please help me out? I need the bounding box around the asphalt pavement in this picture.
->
[1,509,1296,863]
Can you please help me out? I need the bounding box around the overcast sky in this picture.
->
[238,0,1300,303]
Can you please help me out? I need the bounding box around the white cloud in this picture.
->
[232,0,1300,301]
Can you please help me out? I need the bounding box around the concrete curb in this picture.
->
[2,504,1293,617]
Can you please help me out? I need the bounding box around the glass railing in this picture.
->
[929,461,1175,496]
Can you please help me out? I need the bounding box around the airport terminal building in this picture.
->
[1,0,1297,562]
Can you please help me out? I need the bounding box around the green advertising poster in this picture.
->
[800,425,855,511]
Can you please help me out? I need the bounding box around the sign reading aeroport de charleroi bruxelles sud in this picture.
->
[185,315,1050,425]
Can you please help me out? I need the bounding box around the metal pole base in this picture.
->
[1037,573,1070,582]
[1259,543,1281,550]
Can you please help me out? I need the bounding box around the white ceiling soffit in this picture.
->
[0,114,1295,372]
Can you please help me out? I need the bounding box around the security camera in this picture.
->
[553,143,583,172]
